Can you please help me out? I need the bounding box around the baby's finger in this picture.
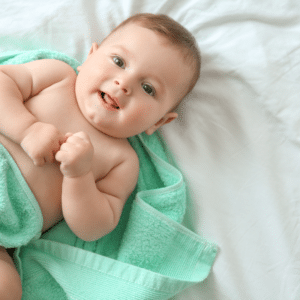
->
[65,132,73,140]
[55,150,67,162]
[58,141,75,152]
[59,133,72,145]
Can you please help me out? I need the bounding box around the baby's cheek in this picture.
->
[131,103,155,122]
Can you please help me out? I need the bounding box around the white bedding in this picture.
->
[1,0,300,299]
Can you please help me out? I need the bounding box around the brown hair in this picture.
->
[108,13,201,97]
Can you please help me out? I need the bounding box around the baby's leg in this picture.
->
[0,246,22,300]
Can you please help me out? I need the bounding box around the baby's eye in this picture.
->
[142,83,155,96]
[113,56,125,68]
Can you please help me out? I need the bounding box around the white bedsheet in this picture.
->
[1,0,300,299]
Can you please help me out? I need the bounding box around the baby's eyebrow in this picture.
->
[113,45,131,57]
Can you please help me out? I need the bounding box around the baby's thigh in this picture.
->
[0,246,22,300]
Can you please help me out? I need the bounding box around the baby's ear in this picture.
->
[88,42,99,56]
[77,43,99,72]
[145,112,178,135]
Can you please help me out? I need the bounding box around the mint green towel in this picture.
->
[0,50,218,300]
[0,144,43,248]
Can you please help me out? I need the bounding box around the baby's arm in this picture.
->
[0,60,75,165]
[56,132,139,241]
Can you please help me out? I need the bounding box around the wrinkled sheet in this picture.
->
[1,0,300,299]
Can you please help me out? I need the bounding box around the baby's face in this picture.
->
[75,23,193,137]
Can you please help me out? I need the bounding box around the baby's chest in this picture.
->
[24,83,78,129]
[91,141,123,181]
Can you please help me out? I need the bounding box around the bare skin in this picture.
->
[0,23,193,299]
[0,65,138,233]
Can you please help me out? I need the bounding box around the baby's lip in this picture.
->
[100,91,121,109]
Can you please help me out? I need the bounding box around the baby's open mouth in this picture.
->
[100,92,120,109]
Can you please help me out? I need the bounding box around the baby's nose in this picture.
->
[114,79,130,95]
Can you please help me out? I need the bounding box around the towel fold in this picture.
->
[0,50,218,300]
[0,144,43,248]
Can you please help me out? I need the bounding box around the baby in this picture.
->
[0,13,200,299]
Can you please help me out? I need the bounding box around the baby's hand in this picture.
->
[55,131,94,178]
[21,122,67,166]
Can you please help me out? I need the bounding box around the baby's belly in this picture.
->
[0,135,63,231]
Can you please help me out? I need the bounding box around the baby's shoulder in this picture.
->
[21,59,77,96]
[93,139,139,184]
[110,138,139,167]
[25,58,76,76]
[92,135,139,178]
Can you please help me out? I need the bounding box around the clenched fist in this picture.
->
[55,131,94,178]
[21,121,67,166]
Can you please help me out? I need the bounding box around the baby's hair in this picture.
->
[109,13,201,97]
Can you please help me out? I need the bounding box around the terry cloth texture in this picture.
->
[0,144,43,248]
[0,50,218,300]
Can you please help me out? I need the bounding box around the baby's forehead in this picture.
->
[106,23,172,47]
[105,25,186,64]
